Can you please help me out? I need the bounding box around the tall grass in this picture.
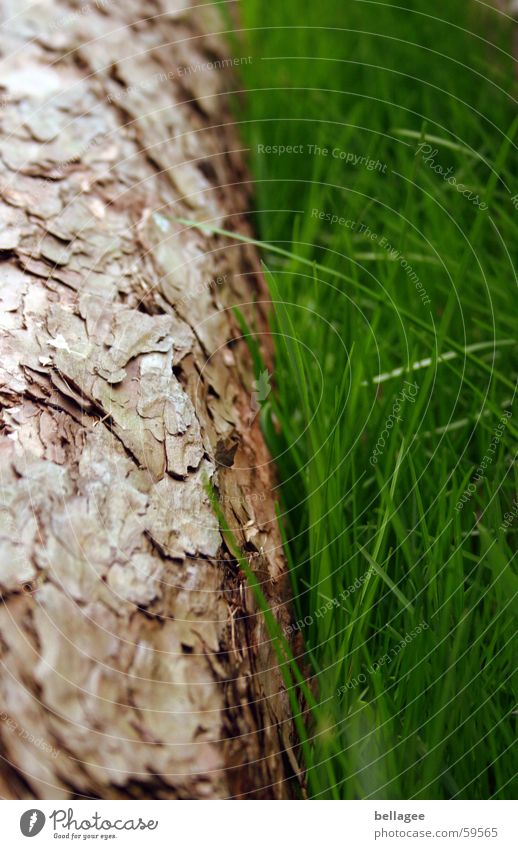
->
[217,0,517,798]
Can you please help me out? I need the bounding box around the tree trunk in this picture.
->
[0,0,295,799]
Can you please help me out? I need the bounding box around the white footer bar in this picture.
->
[3,799,515,849]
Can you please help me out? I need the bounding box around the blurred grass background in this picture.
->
[222,0,517,798]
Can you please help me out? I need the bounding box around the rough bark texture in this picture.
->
[0,0,296,799]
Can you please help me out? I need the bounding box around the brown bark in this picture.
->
[0,0,296,799]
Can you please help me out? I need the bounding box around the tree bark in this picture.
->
[0,0,295,799]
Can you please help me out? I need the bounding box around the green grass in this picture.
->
[215,0,517,798]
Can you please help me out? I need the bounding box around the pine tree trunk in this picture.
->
[0,0,295,799]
